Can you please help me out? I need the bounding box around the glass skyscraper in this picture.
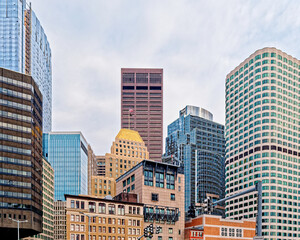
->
[0,0,52,132]
[43,132,88,201]
[225,48,300,239]
[165,105,225,213]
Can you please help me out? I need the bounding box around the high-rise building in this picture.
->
[43,132,89,201]
[121,68,163,161]
[116,160,185,240]
[165,106,225,213]
[0,68,43,238]
[54,201,66,240]
[225,47,300,239]
[24,157,54,240]
[0,0,52,132]
[90,129,149,198]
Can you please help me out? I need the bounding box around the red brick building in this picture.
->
[185,215,256,240]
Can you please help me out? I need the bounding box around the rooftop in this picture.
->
[116,129,143,143]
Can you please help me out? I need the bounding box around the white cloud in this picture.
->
[29,0,300,154]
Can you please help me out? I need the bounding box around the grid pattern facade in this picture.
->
[96,156,105,176]
[121,68,163,162]
[65,194,144,240]
[165,106,225,212]
[0,0,52,133]
[225,48,300,240]
[43,132,88,201]
[24,157,54,240]
[0,67,43,238]
[54,201,66,240]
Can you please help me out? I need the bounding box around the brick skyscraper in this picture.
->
[121,68,163,161]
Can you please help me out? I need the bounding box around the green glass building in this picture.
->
[225,48,300,239]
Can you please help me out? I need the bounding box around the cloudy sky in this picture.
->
[30,0,300,155]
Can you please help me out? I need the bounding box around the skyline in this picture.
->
[29,0,300,154]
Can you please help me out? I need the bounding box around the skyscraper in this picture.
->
[0,0,52,132]
[0,67,43,238]
[165,106,225,213]
[225,47,300,239]
[121,68,163,161]
[43,132,88,201]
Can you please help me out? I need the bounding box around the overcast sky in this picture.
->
[29,0,300,155]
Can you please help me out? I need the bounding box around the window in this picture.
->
[99,203,106,214]
[166,173,175,189]
[170,194,175,201]
[88,202,96,213]
[169,228,173,234]
[155,172,164,188]
[118,205,125,215]
[152,193,159,201]
[108,204,115,214]
[71,200,75,208]
[144,169,153,186]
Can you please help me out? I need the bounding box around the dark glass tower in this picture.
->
[0,67,43,238]
[165,106,225,213]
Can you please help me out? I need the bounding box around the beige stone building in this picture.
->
[116,160,185,240]
[54,201,66,240]
[96,155,106,176]
[23,157,55,240]
[91,129,149,198]
[88,145,97,194]
[65,194,144,240]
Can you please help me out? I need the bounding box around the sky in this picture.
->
[29,0,300,155]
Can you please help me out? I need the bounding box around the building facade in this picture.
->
[65,194,144,240]
[43,132,89,201]
[54,201,66,240]
[0,68,43,237]
[185,215,256,240]
[165,106,225,213]
[121,68,163,161]
[225,47,300,239]
[96,155,105,176]
[88,145,97,195]
[90,129,149,198]
[0,0,52,132]
[116,160,185,240]
[24,157,54,240]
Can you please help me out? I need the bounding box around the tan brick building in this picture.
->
[116,160,185,240]
[65,194,144,240]
[23,157,55,240]
[91,129,149,198]
[54,201,66,240]
[185,215,256,240]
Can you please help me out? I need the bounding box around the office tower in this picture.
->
[43,132,89,201]
[54,201,66,240]
[0,0,52,132]
[116,160,185,240]
[24,157,54,240]
[121,68,163,161]
[91,129,149,198]
[65,194,144,240]
[225,47,300,239]
[87,145,97,195]
[0,68,43,237]
[165,105,225,213]
[96,155,105,176]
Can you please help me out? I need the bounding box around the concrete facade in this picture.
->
[121,68,163,161]
[54,201,66,240]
